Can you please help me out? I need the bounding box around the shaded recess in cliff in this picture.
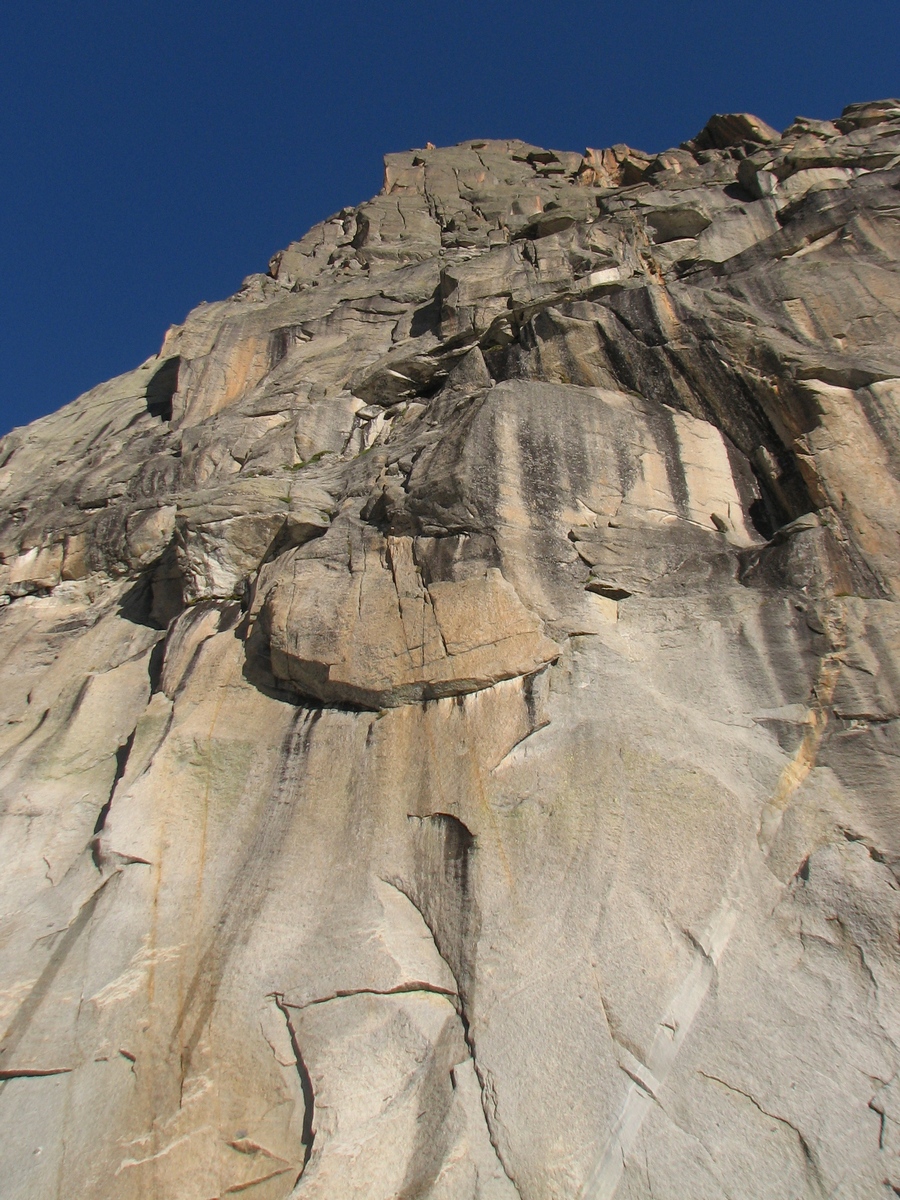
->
[145,356,180,421]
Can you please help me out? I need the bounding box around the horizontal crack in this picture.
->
[277,982,459,1011]
[0,1066,73,1080]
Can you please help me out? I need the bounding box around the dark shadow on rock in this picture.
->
[145,357,180,422]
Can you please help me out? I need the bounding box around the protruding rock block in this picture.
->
[258,523,559,707]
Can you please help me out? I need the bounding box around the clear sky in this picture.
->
[1,0,897,435]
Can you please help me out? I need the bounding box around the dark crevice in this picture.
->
[410,291,442,338]
[91,729,136,869]
[261,521,328,566]
[841,828,888,864]
[284,981,459,1012]
[146,357,180,422]
[268,326,307,369]
[272,994,316,1179]
[147,638,166,694]
[117,574,157,628]
[0,1067,72,1081]
[380,873,522,1197]
[723,181,757,202]
[835,713,899,727]
[406,812,477,992]
[748,497,776,540]
[722,435,778,540]
[522,670,540,728]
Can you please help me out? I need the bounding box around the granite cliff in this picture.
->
[2,99,900,1199]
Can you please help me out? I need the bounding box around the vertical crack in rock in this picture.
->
[274,984,472,1190]
[384,809,524,1198]
[272,994,316,1179]
[91,728,137,869]
[756,598,848,856]
[407,813,479,994]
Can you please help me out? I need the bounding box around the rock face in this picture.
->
[1,100,900,1199]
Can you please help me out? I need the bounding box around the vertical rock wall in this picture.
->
[1,100,900,1198]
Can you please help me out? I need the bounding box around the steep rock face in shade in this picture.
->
[2,98,900,1199]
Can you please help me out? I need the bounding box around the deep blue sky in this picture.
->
[1,1,897,435]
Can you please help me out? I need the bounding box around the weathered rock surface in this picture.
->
[1,101,900,1198]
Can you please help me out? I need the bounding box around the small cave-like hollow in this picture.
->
[146,357,181,421]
